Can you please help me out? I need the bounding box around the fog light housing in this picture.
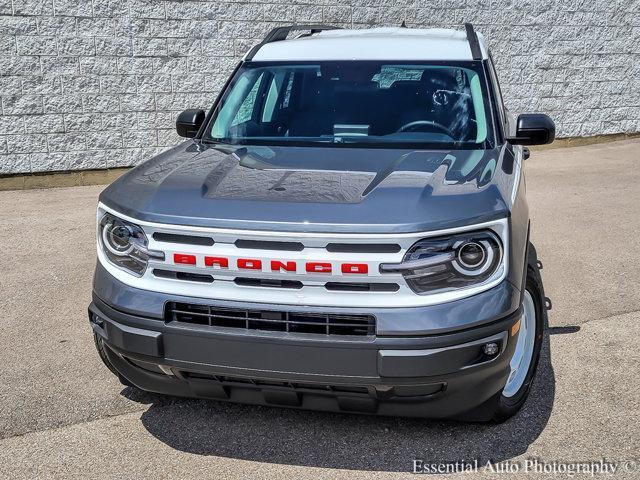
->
[482,342,499,356]
[89,312,102,326]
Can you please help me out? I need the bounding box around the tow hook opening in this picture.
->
[90,313,104,329]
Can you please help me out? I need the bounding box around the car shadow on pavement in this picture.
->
[124,327,559,472]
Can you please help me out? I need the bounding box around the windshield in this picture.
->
[204,61,495,149]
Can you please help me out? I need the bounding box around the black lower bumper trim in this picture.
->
[90,296,519,419]
[102,342,505,418]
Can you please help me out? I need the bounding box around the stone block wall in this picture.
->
[0,0,638,174]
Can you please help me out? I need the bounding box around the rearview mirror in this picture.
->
[509,114,555,146]
[176,109,205,138]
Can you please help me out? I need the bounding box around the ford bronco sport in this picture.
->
[89,24,555,421]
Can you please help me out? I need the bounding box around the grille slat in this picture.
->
[325,282,399,292]
[168,302,375,336]
[234,277,303,289]
[325,243,401,253]
[153,269,214,283]
[152,232,214,246]
[235,239,304,251]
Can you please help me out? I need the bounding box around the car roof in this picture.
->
[247,27,489,62]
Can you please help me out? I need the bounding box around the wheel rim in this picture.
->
[503,290,537,398]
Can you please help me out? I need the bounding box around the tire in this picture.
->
[491,255,546,422]
[93,332,135,388]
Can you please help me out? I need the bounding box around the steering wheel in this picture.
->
[397,120,454,138]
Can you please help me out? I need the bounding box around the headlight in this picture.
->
[98,213,163,276]
[380,230,503,294]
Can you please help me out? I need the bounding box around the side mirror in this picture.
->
[509,113,555,146]
[176,109,205,138]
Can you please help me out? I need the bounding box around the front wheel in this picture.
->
[491,264,546,422]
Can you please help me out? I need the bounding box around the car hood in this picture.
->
[100,141,515,234]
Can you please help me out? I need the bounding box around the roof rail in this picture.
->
[245,24,342,61]
[464,23,482,60]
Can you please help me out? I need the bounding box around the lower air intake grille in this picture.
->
[167,303,376,336]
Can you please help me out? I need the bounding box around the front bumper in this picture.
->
[89,265,522,419]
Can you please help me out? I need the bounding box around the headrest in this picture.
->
[419,69,455,90]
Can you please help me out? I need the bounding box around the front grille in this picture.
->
[167,302,376,336]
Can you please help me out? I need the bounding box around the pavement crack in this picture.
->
[573,307,640,327]
[542,308,640,336]
[0,407,149,442]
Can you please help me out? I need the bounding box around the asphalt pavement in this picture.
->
[0,139,639,479]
